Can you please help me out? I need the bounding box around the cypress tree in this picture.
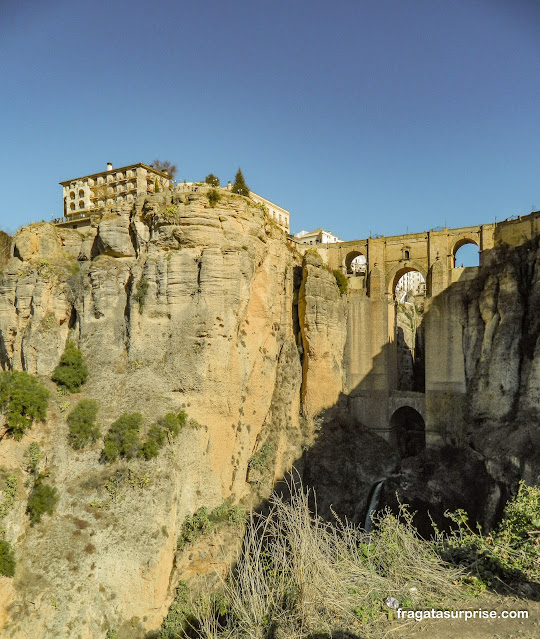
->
[231,168,249,196]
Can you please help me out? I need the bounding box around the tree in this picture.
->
[151,159,178,180]
[205,174,220,187]
[231,168,249,196]
[52,341,88,393]
[0,371,49,440]
[67,399,100,450]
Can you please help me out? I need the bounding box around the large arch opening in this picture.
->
[390,406,426,458]
[393,269,426,392]
[453,238,479,267]
[345,250,366,275]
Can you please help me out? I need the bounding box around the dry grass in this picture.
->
[180,475,463,639]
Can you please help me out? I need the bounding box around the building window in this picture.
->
[70,202,75,211]
[79,189,84,197]
[79,200,84,209]
[70,191,75,199]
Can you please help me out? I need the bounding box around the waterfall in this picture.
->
[364,480,384,532]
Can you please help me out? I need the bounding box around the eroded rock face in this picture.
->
[0,192,347,639]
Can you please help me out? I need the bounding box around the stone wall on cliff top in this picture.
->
[0,191,348,639]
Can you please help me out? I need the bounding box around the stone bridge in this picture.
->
[315,214,539,452]
[322,222,495,300]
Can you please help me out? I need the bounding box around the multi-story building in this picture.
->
[59,162,170,224]
[247,190,290,233]
[294,228,342,245]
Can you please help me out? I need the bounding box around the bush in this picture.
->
[177,507,211,551]
[207,188,221,207]
[139,411,187,461]
[102,413,142,463]
[52,341,88,393]
[139,424,166,460]
[158,581,192,638]
[67,400,100,450]
[440,481,540,586]
[333,269,348,295]
[159,410,187,438]
[0,371,49,439]
[0,539,16,577]
[24,442,41,476]
[133,276,149,313]
[205,173,220,187]
[27,477,58,524]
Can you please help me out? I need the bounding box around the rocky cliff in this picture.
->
[0,191,347,638]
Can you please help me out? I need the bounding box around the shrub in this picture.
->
[440,481,540,586]
[0,473,17,521]
[67,400,100,450]
[52,341,88,393]
[248,443,272,472]
[207,188,221,207]
[0,540,16,577]
[177,507,211,551]
[102,413,142,463]
[159,410,187,438]
[205,173,220,187]
[24,442,41,476]
[133,276,149,313]
[139,424,166,460]
[154,178,160,193]
[139,411,186,460]
[0,371,49,439]
[158,581,192,638]
[231,168,249,196]
[333,269,348,295]
[27,477,58,524]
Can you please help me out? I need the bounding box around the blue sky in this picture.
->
[1,0,539,241]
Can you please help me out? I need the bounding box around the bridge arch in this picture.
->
[344,250,366,275]
[452,237,479,267]
[386,262,427,297]
[389,406,426,458]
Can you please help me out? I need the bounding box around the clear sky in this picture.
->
[1,0,539,241]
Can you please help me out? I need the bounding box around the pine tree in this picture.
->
[231,168,249,197]
[205,174,220,187]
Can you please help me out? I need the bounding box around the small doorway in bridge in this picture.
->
[389,406,426,458]
[393,270,426,392]
[345,251,366,275]
[453,240,479,267]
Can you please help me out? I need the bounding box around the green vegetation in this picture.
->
[154,178,160,193]
[52,341,88,393]
[133,276,149,313]
[231,168,249,196]
[139,411,187,460]
[24,442,41,477]
[205,173,220,187]
[439,481,540,587]
[105,629,118,639]
[160,205,178,223]
[207,188,221,207]
[102,413,142,463]
[158,581,192,638]
[0,539,16,577]
[177,501,246,552]
[27,476,58,525]
[67,399,100,450]
[0,473,17,523]
[248,443,272,472]
[0,371,49,439]
[333,268,348,295]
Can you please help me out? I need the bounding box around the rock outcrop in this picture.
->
[0,191,347,639]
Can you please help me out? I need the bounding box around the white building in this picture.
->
[294,228,342,245]
[395,271,426,298]
[248,191,290,233]
[59,162,170,222]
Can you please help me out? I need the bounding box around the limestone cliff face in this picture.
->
[298,251,347,418]
[0,191,347,639]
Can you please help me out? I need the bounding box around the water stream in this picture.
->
[364,480,385,532]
